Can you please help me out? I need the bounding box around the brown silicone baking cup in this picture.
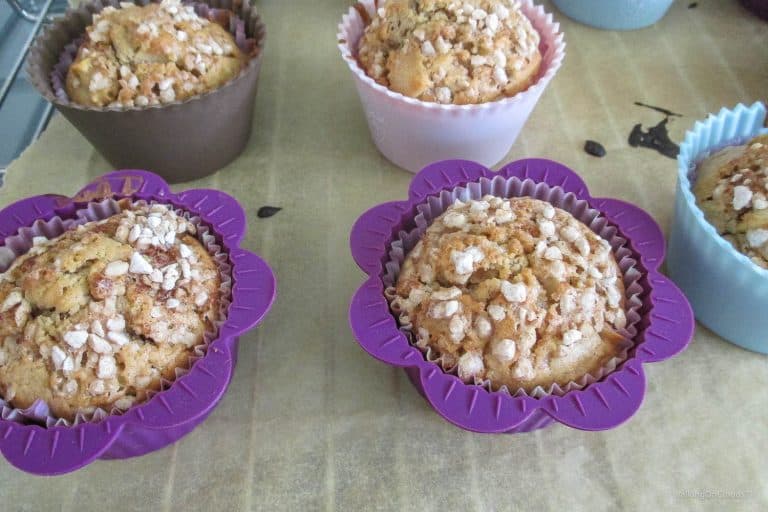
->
[27,0,265,182]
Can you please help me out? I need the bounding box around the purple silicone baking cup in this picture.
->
[0,170,276,475]
[349,159,694,433]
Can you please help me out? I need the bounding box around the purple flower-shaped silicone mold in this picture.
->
[349,159,694,433]
[0,170,276,474]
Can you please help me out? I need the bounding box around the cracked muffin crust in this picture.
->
[358,0,541,105]
[0,202,221,421]
[389,196,629,392]
[66,0,248,108]
[694,135,768,269]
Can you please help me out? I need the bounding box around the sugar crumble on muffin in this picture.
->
[388,195,629,392]
[65,0,248,108]
[358,0,541,105]
[0,202,221,421]
[693,135,768,269]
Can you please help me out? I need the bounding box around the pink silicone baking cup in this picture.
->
[0,170,276,475]
[349,159,694,433]
[337,0,566,173]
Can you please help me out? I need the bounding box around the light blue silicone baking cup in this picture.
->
[668,102,768,354]
[552,0,674,31]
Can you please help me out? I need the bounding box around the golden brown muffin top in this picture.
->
[694,135,768,269]
[389,196,628,393]
[0,203,221,421]
[358,0,541,104]
[65,0,247,108]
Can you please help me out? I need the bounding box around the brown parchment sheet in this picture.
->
[1,1,767,510]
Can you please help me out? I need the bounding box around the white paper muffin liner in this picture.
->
[0,199,232,427]
[382,176,644,398]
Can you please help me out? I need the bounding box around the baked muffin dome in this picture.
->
[0,202,221,420]
[389,195,628,392]
[65,0,247,108]
[694,135,768,269]
[358,0,541,105]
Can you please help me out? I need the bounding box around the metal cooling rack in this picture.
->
[0,0,68,181]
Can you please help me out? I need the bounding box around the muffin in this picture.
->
[693,135,768,269]
[65,0,248,108]
[389,195,628,392]
[0,202,221,421]
[358,0,541,104]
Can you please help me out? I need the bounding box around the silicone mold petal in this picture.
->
[0,422,120,476]
[593,198,666,268]
[350,201,411,274]
[73,170,171,201]
[421,371,539,433]
[349,277,412,366]
[176,189,248,245]
[408,160,490,201]
[0,195,69,239]
[225,248,277,334]
[499,158,590,198]
[548,362,645,430]
[637,272,694,362]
